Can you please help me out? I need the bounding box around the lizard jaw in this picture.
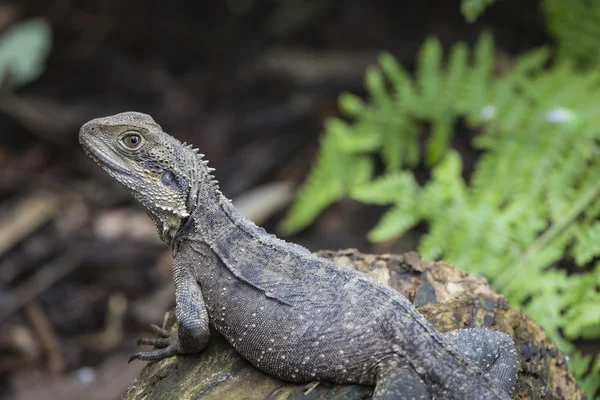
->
[79,132,138,180]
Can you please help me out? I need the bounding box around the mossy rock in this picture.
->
[122,250,585,400]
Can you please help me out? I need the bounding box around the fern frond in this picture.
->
[350,172,417,205]
[380,120,420,170]
[543,0,600,67]
[338,92,365,117]
[415,37,444,120]
[573,222,600,266]
[279,132,372,234]
[568,352,600,397]
[365,65,393,108]
[461,0,496,22]
[284,32,600,394]
[575,353,600,398]
[461,33,495,123]
[368,205,420,243]
[326,118,380,153]
[564,302,600,339]
[378,52,417,105]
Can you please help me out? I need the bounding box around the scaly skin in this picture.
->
[80,112,518,399]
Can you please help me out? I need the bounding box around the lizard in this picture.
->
[79,111,518,400]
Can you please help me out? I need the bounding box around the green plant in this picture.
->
[543,0,600,67]
[0,18,52,88]
[461,0,496,22]
[281,34,600,397]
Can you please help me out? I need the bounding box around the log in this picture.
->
[122,250,585,400]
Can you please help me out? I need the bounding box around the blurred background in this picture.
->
[0,1,599,399]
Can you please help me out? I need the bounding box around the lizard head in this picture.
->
[79,111,210,244]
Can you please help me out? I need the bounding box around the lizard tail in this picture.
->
[443,328,518,397]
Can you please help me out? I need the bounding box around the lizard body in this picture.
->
[80,112,518,399]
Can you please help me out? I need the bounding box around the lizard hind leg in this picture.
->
[372,357,431,400]
[443,328,518,397]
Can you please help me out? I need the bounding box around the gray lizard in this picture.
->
[80,112,518,399]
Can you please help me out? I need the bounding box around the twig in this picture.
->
[81,292,127,352]
[232,181,294,225]
[0,249,84,326]
[25,299,65,373]
[0,192,60,256]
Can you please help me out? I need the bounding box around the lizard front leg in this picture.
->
[129,252,210,362]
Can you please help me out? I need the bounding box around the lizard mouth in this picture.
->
[80,134,137,179]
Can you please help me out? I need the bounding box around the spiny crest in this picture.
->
[182,141,218,179]
[175,139,222,207]
[200,157,220,194]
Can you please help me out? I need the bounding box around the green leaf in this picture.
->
[326,118,380,152]
[379,51,416,105]
[463,32,494,115]
[564,302,600,338]
[351,172,418,205]
[443,41,469,113]
[461,0,496,23]
[542,0,600,67]
[416,37,443,118]
[368,204,420,242]
[425,118,454,166]
[338,93,365,117]
[365,65,390,107]
[0,18,52,87]
[380,119,420,170]
[573,222,600,266]
[511,47,553,80]
[280,132,370,235]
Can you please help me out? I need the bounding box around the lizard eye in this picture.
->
[121,132,143,150]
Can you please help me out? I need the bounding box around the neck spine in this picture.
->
[170,150,222,250]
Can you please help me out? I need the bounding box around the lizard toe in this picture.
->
[149,324,171,338]
[130,324,185,362]
[128,347,177,363]
[137,337,170,348]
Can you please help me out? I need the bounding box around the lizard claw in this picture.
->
[128,346,177,363]
[130,324,181,362]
